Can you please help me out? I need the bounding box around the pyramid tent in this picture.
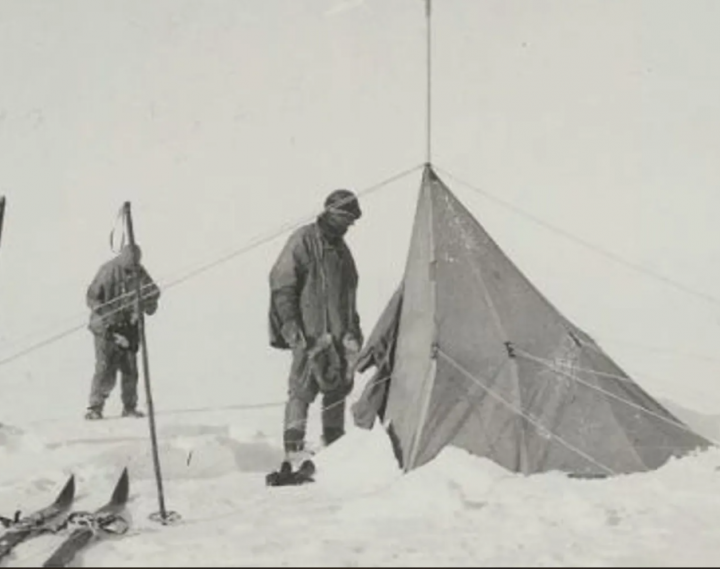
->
[353,165,711,477]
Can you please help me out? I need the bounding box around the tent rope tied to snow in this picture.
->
[515,348,705,440]
[436,347,619,477]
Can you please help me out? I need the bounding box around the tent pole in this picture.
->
[425,0,432,166]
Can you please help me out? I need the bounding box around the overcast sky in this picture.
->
[0,0,718,421]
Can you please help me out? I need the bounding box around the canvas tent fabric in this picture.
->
[351,286,403,430]
[353,165,711,477]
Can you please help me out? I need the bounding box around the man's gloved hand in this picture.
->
[281,321,306,351]
[113,333,130,349]
[343,335,361,355]
[342,334,362,384]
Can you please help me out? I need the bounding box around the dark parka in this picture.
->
[269,222,362,351]
[86,255,160,349]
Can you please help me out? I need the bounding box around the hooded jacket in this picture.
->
[269,220,362,350]
[86,256,160,340]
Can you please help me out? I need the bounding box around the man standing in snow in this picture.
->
[85,244,160,420]
[269,189,364,459]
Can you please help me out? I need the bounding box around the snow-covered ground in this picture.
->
[2,1,720,567]
[2,393,720,568]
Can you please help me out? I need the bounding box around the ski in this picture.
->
[0,474,76,562]
[42,468,130,568]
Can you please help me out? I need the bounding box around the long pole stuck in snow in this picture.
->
[0,196,5,251]
[123,201,169,523]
